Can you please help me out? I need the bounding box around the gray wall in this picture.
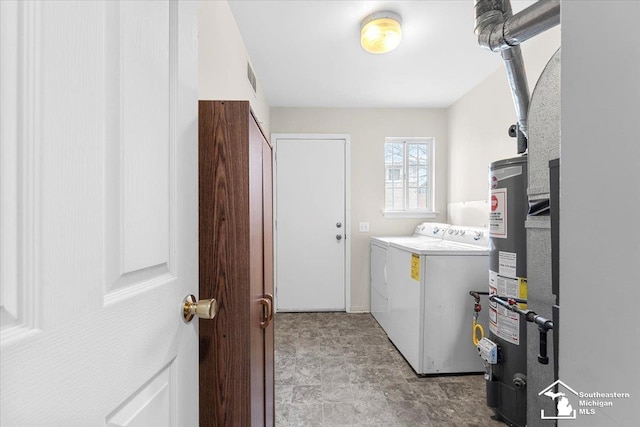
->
[559,1,640,425]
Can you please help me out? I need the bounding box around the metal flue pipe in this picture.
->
[474,0,560,141]
[475,0,560,52]
[504,0,560,46]
[501,44,530,139]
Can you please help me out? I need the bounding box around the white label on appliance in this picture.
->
[488,269,520,345]
[489,188,507,239]
[498,251,517,278]
[488,270,497,310]
[496,306,520,345]
[497,275,518,298]
[489,270,498,335]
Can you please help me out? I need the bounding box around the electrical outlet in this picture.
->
[359,222,370,232]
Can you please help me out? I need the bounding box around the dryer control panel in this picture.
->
[414,222,450,239]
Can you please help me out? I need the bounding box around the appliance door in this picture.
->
[386,246,423,372]
[370,242,390,331]
[422,255,488,374]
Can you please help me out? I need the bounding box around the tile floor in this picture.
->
[275,312,504,427]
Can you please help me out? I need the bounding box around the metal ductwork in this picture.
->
[474,0,560,145]
[501,45,530,141]
[475,0,560,52]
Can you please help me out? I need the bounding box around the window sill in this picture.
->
[383,210,439,219]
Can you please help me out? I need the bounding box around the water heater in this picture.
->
[487,156,529,427]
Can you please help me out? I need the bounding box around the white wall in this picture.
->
[270,108,448,312]
[559,1,640,425]
[448,27,561,205]
[198,0,270,135]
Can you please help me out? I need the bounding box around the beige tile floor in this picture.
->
[275,312,505,427]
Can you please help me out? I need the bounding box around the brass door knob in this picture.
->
[182,294,217,323]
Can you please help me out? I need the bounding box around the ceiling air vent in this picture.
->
[247,62,257,93]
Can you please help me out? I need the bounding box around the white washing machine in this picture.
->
[386,226,489,375]
[370,223,450,333]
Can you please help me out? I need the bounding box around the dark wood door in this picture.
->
[262,133,275,426]
[198,101,274,426]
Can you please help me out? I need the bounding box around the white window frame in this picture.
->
[383,137,437,219]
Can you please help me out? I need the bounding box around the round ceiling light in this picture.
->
[360,11,402,54]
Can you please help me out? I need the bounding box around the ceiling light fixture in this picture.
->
[360,11,402,54]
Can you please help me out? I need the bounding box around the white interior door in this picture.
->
[0,1,199,425]
[275,136,348,311]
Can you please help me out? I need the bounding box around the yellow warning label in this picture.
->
[411,253,420,281]
[518,277,528,309]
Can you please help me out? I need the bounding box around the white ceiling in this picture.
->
[228,0,535,108]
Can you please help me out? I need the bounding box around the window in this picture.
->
[384,137,435,218]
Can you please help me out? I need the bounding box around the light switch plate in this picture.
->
[359,222,370,232]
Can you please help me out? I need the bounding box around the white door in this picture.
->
[274,136,349,311]
[0,1,199,425]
